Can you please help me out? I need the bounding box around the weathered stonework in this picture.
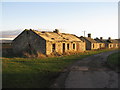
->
[80,34,99,50]
[12,29,86,56]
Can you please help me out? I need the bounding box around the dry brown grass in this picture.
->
[37,52,46,58]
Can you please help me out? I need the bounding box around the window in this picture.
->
[67,44,69,50]
[99,44,102,48]
[52,44,55,52]
[73,44,75,49]
[51,38,55,40]
[28,44,31,48]
[110,44,112,47]
[116,44,118,47]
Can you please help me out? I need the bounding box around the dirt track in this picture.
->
[52,50,119,88]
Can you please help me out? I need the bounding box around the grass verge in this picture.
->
[2,48,118,88]
[107,50,120,70]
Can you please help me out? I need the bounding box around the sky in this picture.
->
[1,1,119,39]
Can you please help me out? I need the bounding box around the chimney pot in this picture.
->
[88,33,91,38]
[100,37,103,40]
[108,37,111,40]
[54,29,60,34]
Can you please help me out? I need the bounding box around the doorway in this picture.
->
[63,43,65,53]
[52,44,56,52]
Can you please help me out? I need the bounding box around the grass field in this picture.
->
[107,51,120,69]
[2,49,117,88]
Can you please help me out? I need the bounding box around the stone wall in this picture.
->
[91,43,99,50]
[29,31,46,54]
[108,43,119,49]
[12,30,46,56]
[46,41,86,55]
[98,43,105,49]
[12,30,29,55]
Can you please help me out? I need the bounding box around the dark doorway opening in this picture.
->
[63,43,65,53]
[73,44,75,49]
[52,44,56,52]
[67,44,69,50]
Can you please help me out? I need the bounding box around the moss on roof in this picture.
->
[32,30,82,42]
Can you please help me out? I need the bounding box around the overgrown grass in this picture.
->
[107,51,120,69]
[2,48,117,88]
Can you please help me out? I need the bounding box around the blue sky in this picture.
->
[2,2,118,39]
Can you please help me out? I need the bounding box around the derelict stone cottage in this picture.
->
[94,37,119,49]
[12,29,86,56]
[106,37,119,48]
[94,37,106,49]
[79,34,99,50]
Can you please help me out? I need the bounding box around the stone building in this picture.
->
[105,37,118,49]
[1,40,12,56]
[79,34,99,50]
[95,37,119,49]
[116,39,120,48]
[12,29,86,56]
[94,37,106,49]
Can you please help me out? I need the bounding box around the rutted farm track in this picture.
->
[53,50,119,88]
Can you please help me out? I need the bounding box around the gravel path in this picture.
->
[52,50,119,88]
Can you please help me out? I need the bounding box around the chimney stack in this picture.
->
[108,37,111,40]
[88,33,91,38]
[54,29,60,34]
[100,37,103,40]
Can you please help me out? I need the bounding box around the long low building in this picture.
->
[12,29,86,56]
[94,37,119,49]
[80,34,99,50]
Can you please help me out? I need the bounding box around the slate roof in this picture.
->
[94,38,119,43]
[32,30,82,42]
[107,39,118,43]
[94,38,106,43]
[80,36,97,43]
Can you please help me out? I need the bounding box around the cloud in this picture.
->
[0,30,22,38]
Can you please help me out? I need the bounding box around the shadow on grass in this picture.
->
[2,48,119,88]
[2,71,59,88]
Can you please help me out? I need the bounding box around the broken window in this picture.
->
[51,38,55,40]
[73,44,75,49]
[67,44,69,50]
[28,44,31,48]
[110,44,112,47]
[93,44,94,48]
[116,44,118,47]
